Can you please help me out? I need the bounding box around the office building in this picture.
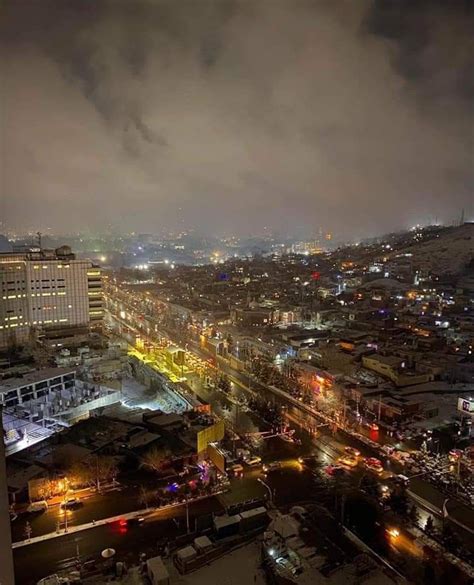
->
[0,245,102,349]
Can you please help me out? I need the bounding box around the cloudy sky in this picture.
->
[1,0,473,239]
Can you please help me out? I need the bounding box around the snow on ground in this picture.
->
[388,223,474,274]
[121,376,186,413]
[168,541,266,585]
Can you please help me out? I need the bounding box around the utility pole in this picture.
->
[186,498,190,534]
[378,394,382,422]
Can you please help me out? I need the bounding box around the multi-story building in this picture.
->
[0,245,102,348]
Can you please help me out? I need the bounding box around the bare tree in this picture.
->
[141,447,172,473]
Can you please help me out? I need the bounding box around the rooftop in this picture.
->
[0,367,76,394]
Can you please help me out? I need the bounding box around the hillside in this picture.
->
[387,223,474,275]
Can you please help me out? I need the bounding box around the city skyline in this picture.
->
[2,0,473,238]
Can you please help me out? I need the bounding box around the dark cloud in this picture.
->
[1,0,473,238]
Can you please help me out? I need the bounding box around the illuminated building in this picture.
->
[0,246,102,349]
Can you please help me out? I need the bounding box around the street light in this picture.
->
[257,478,274,505]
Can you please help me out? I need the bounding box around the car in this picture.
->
[245,456,262,467]
[126,516,145,527]
[344,447,361,458]
[26,500,48,513]
[230,464,244,477]
[60,498,82,510]
[449,449,462,462]
[338,456,358,468]
[394,474,410,486]
[298,455,319,468]
[263,461,282,473]
[324,465,347,477]
[364,458,383,474]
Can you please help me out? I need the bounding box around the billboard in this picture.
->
[197,420,225,454]
[457,397,474,414]
[208,443,226,473]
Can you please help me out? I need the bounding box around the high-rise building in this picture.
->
[0,246,102,349]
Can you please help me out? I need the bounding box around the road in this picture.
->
[13,497,221,585]
[11,485,144,543]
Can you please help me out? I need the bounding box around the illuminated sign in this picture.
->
[457,397,474,414]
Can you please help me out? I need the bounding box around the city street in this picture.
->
[13,497,221,585]
[106,295,474,545]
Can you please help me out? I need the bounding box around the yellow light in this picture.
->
[387,528,400,538]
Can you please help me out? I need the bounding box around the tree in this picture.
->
[425,515,435,534]
[409,504,420,527]
[141,446,172,473]
[218,375,231,393]
[69,456,118,490]
[441,525,460,553]
[139,486,150,510]
[386,487,409,516]
[359,474,379,499]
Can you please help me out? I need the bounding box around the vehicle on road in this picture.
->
[263,461,282,473]
[298,455,319,468]
[324,465,347,477]
[126,516,145,527]
[394,474,410,486]
[245,456,262,467]
[338,456,358,468]
[344,446,361,458]
[369,423,379,432]
[449,449,462,462]
[60,498,82,510]
[26,500,48,513]
[363,457,384,474]
[230,464,244,477]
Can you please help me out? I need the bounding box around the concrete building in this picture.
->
[0,245,102,349]
[362,354,433,387]
[1,367,121,454]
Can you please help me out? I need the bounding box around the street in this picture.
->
[13,497,221,585]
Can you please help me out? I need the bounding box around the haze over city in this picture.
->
[2,0,473,238]
[1,3,474,585]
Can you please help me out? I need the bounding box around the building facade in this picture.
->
[0,246,102,348]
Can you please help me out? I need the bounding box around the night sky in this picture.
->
[2,1,473,238]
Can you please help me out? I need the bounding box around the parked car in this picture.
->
[230,464,244,477]
[344,446,361,458]
[363,458,384,474]
[60,498,82,510]
[263,461,282,473]
[26,500,48,513]
[245,456,262,467]
[338,456,358,468]
[298,455,319,468]
[324,465,347,477]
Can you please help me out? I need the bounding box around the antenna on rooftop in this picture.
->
[37,231,42,250]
